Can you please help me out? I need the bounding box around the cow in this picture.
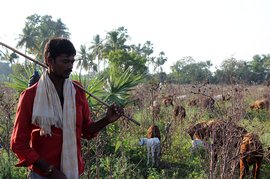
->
[173,105,186,123]
[162,95,174,107]
[239,133,263,179]
[186,120,249,177]
[147,125,161,141]
[250,98,269,111]
[188,97,215,110]
[149,100,161,119]
[139,137,161,166]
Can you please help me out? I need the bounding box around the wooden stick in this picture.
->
[0,41,140,126]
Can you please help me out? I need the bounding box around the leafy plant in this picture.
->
[4,63,41,92]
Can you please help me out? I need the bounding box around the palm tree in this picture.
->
[0,49,19,63]
[77,45,90,74]
[151,51,167,74]
[104,27,130,53]
[89,35,104,72]
[77,45,97,76]
[16,24,38,56]
[54,18,70,38]
[17,14,71,62]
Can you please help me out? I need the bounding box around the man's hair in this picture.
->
[44,37,76,65]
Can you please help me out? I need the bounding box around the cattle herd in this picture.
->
[133,83,270,179]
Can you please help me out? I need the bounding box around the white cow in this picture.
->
[190,138,205,153]
[139,137,161,166]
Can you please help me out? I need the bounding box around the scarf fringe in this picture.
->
[32,116,63,136]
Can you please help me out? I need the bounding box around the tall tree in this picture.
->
[17,14,70,61]
[76,45,97,75]
[170,56,212,84]
[89,34,104,72]
[152,51,167,73]
[249,54,268,84]
[104,26,130,53]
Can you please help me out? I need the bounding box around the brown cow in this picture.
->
[147,125,161,141]
[188,97,215,110]
[187,120,250,178]
[150,100,161,119]
[173,105,186,122]
[239,133,263,179]
[250,99,269,111]
[162,95,174,107]
[186,121,211,141]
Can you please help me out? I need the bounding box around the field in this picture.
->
[1,82,270,178]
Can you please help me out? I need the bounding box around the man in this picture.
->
[10,37,124,179]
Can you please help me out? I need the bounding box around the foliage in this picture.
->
[16,14,70,61]
[3,13,270,178]
[170,56,212,84]
[4,63,40,92]
[2,81,270,178]
[106,49,148,78]
[0,49,19,63]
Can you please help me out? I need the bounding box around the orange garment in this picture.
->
[10,81,97,176]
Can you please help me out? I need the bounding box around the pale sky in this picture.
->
[1,0,270,73]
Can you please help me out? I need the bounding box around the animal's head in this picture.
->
[147,125,161,140]
[186,122,209,140]
[139,138,146,146]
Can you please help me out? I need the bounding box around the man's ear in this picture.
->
[46,57,54,67]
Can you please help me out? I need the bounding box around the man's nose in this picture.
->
[67,62,73,69]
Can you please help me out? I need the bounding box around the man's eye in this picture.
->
[63,60,74,64]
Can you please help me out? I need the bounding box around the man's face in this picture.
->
[48,54,75,79]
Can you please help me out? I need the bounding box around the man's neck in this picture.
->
[47,72,65,106]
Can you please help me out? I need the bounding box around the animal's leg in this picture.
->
[147,145,150,165]
[239,159,246,179]
[156,144,161,167]
[151,145,155,166]
[253,160,262,179]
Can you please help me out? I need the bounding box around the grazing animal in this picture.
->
[250,99,269,111]
[202,97,215,109]
[139,137,161,166]
[213,94,231,101]
[188,99,199,107]
[147,125,161,141]
[188,97,215,109]
[186,121,210,141]
[150,100,161,119]
[239,133,263,179]
[162,95,174,107]
[176,95,187,100]
[173,105,186,122]
[187,120,249,176]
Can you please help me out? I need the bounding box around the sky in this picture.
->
[1,0,270,73]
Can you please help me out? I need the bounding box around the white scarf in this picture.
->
[32,71,79,179]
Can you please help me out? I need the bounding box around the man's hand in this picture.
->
[105,103,124,123]
[47,168,67,179]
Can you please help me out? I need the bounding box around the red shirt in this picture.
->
[10,81,97,176]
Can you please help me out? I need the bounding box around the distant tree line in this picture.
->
[1,14,270,85]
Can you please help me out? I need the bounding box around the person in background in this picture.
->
[10,37,124,179]
[28,68,40,87]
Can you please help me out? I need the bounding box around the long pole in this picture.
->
[0,41,140,126]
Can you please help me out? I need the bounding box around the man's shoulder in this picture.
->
[18,82,38,101]
[72,80,83,87]
[72,80,86,95]
[22,82,38,94]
